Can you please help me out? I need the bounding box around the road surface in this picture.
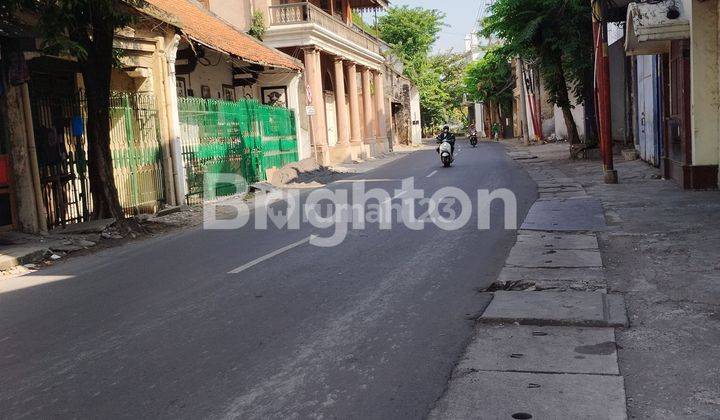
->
[0,140,536,419]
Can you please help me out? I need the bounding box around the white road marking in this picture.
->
[382,190,407,204]
[334,179,400,184]
[426,170,438,178]
[228,235,316,274]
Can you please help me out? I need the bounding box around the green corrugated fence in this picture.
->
[177,97,299,204]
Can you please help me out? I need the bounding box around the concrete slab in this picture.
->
[496,265,607,291]
[460,325,619,375]
[51,218,116,235]
[516,231,599,250]
[498,266,605,283]
[506,247,603,268]
[0,245,50,271]
[429,371,627,420]
[539,190,588,199]
[480,291,628,327]
[536,181,583,189]
[521,197,607,232]
[537,187,585,194]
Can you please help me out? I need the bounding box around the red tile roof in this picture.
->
[141,0,302,70]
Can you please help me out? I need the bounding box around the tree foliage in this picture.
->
[247,10,266,41]
[482,0,593,143]
[378,6,444,67]
[464,47,513,111]
[6,0,144,226]
[378,7,464,131]
[411,53,467,128]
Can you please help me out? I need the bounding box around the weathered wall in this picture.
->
[689,0,719,166]
[410,86,422,143]
[553,103,586,141]
[178,49,235,100]
[207,0,252,31]
[609,40,629,143]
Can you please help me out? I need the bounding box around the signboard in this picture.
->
[306,105,316,116]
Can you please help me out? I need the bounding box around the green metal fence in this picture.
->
[177,97,299,204]
[108,93,166,215]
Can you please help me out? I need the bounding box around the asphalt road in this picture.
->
[0,140,537,419]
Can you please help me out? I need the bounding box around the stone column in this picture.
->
[333,57,350,145]
[361,66,375,144]
[163,33,187,205]
[345,62,362,144]
[303,47,329,164]
[373,70,388,142]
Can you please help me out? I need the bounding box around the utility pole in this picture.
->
[516,58,530,145]
[592,0,618,184]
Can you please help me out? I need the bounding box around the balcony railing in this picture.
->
[269,2,381,55]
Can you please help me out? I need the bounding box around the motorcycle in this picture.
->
[469,129,478,147]
[437,137,454,167]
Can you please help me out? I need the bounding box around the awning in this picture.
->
[625,1,689,55]
[351,0,389,10]
[140,0,302,71]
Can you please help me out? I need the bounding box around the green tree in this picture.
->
[247,11,266,40]
[377,6,444,65]
[5,0,143,228]
[482,0,593,144]
[415,53,466,129]
[379,7,465,132]
[464,47,514,128]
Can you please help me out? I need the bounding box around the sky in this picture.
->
[384,0,483,53]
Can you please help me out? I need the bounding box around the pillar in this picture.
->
[154,35,177,206]
[163,33,187,204]
[346,62,362,144]
[333,57,350,144]
[373,70,388,142]
[303,47,329,164]
[361,66,375,144]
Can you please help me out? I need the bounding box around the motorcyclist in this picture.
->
[436,125,456,155]
[468,124,478,137]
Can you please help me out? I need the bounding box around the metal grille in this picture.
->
[30,90,166,228]
[109,93,166,215]
[178,97,299,205]
[30,91,90,227]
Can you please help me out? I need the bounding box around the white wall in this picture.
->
[554,104,586,141]
[690,0,719,166]
[410,87,422,143]
[208,0,252,31]
[179,50,236,100]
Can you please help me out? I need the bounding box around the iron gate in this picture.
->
[30,90,166,227]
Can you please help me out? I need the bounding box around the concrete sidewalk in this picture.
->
[502,141,720,418]
[430,142,629,420]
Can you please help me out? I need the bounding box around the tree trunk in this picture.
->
[0,83,39,233]
[79,22,129,228]
[554,63,581,145]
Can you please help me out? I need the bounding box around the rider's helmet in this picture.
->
[443,125,450,132]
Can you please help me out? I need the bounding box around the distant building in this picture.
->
[464,0,498,136]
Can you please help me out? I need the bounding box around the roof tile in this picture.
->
[143,0,302,70]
